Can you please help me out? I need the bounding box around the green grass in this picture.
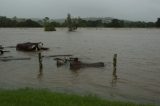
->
[0,88,154,106]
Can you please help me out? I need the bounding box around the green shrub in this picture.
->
[44,23,56,31]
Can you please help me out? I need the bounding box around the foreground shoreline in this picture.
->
[0,88,154,106]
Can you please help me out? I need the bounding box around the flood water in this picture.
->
[0,28,160,105]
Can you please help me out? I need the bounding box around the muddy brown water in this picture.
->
[0,28,160,105]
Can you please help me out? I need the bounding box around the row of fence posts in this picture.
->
[38,52,118,80]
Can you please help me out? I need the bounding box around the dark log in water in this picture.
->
[16,42,49,51]
[70,62,105,69]
[4,46,16,48]
[70,57,105,70]
[0,57,31,62]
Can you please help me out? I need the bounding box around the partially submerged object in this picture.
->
[0,45,4,55]
[71,62,105,68]
[16,42,49,51]
[55,57,105,69]
[70,58,104,69]
[0,50,3,55]
[0,45,9,55]
[56,59,67,67]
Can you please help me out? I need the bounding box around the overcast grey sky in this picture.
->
[0,0,160,22]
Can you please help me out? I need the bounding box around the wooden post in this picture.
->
[37,52,43,80]
[38,53,43,69]
[113,54,117,78]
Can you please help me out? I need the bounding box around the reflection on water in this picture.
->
[111,75,118,88]
[113,54,118,79]
[38,53,43,70]
[37,52,43,80]
[0,28,160,105]
[37,65,43,80]
[111,54,118,87]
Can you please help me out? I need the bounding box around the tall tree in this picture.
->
[43,17,56,31]
[66,13,77,31]
[156,18,160,27]
[67,14,72,31]
[110,19,123,27]
[43,17,50,26]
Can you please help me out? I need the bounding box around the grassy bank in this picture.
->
[0,88,154,106]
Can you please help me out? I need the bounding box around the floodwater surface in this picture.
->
[0,28,160,105]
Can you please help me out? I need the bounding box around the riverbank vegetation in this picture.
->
[0,88,154,106]
[0,15,160,28]
[0,16,42,27]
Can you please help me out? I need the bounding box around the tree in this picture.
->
[44,22,56,31]
[0,16,18,27]
[43,17,50,26]
[109,19,124,28]
[66,13,77,31]
[43,17,56,31]
[12,16,17,21]
[67,14,72,31]
[156,18,160,27]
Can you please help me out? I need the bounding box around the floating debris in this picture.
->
[4,46,16,48]
[16,42,49,51]
[54,57,105,70]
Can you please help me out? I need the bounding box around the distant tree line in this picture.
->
[0,16,42,27]
[0,16,160,28]
[74,18,156,28]
[156,18,160,27]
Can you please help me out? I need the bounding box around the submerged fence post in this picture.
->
[113,54,117,78]
[37,52,43,80]
[38,52,43,69]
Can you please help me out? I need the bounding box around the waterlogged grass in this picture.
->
[0,88,154,106]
